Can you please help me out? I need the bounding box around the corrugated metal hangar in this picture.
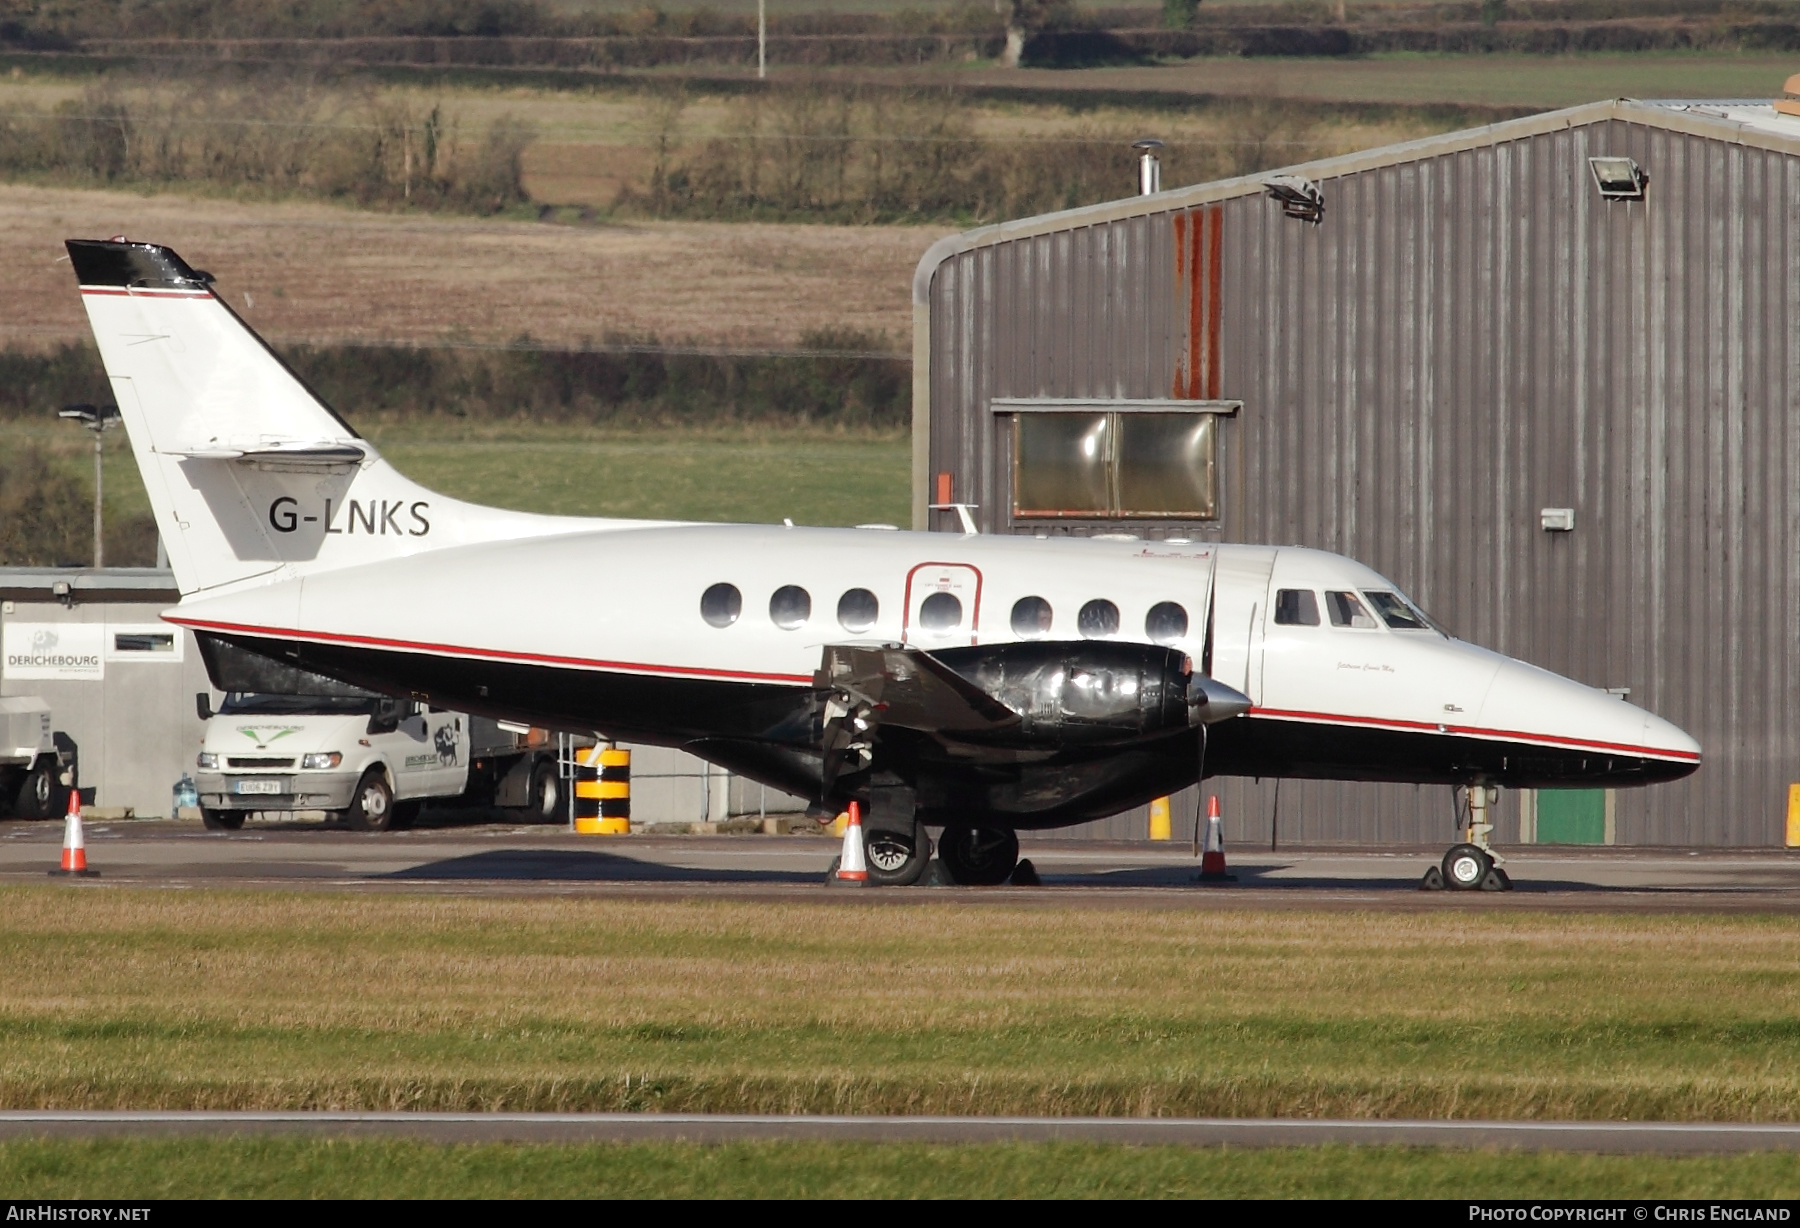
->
[912,98,1800,847]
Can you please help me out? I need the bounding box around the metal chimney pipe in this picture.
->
[1132,138,1164,196]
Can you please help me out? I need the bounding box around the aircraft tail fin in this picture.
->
[68,239,573,597]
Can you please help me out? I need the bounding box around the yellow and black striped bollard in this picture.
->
[573,746,604,834]
[598,747,631,835]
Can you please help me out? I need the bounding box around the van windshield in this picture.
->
[218,692,383,717]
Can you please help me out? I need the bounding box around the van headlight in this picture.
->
[196,752,218,769]
[301,752,343,770]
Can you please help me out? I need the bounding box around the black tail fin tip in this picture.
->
[66,239,213,291]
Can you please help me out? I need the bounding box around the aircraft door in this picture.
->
[1208,548,1277,703]
[903,562,984,647]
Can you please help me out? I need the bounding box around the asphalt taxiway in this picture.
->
[2,817,1796,910]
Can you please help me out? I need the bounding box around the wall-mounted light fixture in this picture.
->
[1588,156,1647,201]
[1265,174,1325,224]
[1541,507,1575,532]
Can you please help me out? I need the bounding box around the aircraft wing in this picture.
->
[816,644,1020,734]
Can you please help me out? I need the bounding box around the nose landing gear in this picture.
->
[1423,783,1512,891]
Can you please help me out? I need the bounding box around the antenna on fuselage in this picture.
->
[928,503,980,536]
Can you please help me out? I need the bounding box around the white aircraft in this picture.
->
[67,238,1701,888]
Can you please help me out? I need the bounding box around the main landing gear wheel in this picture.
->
[864,827,932,887]
[344,769,397,832]
[938,824,1020,886]
[1442,843,1491,891]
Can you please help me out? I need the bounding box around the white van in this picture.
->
[193,689,562,831]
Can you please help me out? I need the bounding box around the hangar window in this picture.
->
[700,583,742,628]
[919,591,963,631]
[1325,591,1378,630]
[1011,596,1053,637]
[837,588,879,633]
[1145,601,1188,645]
[997,400,1240,522]
[1274,589,1320,626]
[1078,599,1120,638]
[770,585,811,630]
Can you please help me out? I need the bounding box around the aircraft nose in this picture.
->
[1477,660,1700,770]
[1639,706,1703,764]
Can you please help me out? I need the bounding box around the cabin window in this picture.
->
[770,585,811,630]
[1011,596,1053,637]
[700,583,742,628]
[1007,405,1228,521]
[1325,591,1378,629]
[1078,599,1120,638]
[1363,590,1431,631]
[1274,589,1320,626]
[919,591,963,631]
[1145,601,1188,645]
[837,588,879,633]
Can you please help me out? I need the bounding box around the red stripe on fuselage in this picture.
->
[1250,705,1700,764]
[166,616,816,686]
[79,287,212,299]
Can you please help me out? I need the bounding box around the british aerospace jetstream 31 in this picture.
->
[67,238,1701,888]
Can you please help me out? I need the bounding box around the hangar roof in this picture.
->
[912,98,1800,306]
[0,568,178,604]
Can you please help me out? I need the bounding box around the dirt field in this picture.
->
[2,184,948,350]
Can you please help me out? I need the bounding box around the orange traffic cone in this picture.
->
[829,800,869,887]
[1198,795,1234,883]
[49,788,98,878]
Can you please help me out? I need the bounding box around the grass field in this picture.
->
[10,421,912,536]
[892,51,1800,108]
[368,422,912,525]
[5,1138,1799,1199]
[6,888,1800,1121]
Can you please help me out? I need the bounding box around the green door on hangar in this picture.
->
[1534,789,1607,844]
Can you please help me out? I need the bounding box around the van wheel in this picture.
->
[345,770,396,832]
[13,763,56,820]
[508,758,560,823]
[200,807,244,831]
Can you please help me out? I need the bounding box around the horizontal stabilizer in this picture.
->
[817,645,1021,734]
[172,442,367,468]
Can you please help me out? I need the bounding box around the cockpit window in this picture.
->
[1274,589,1320,626]
[1325,591,1378,629]
[1363,590,1432,631]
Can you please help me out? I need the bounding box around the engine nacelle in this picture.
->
[930,642,1241,748]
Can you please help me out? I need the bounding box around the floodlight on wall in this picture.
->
[1588,156,1647,201]
[1265,174,1325,224]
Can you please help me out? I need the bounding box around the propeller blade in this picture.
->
[1192,722,1208,858]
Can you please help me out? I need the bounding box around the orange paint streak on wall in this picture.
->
[1171,207,1224,400]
